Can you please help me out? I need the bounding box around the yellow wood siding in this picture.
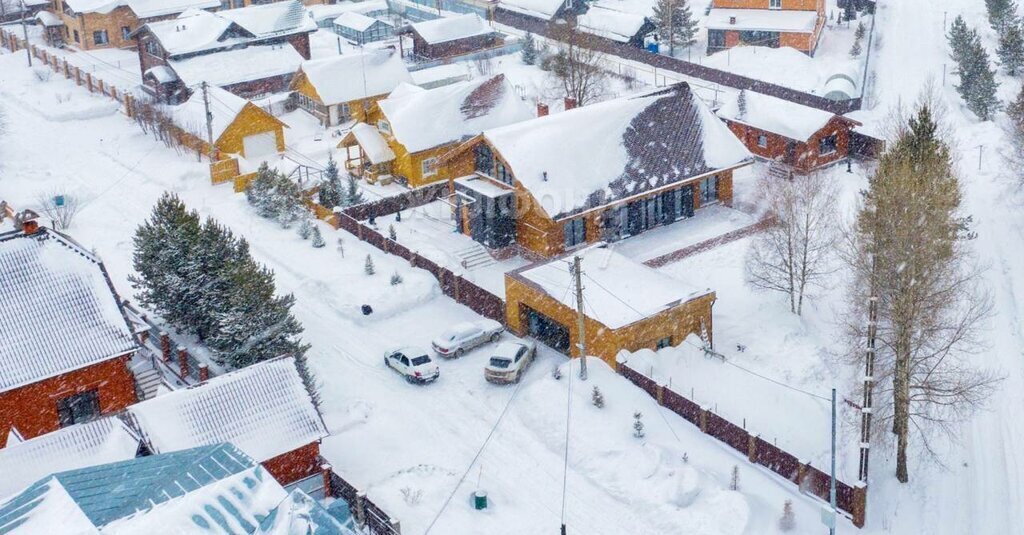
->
[216,102,287,157]
[291,71,323,103]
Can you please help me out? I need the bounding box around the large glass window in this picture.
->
[57,390,100,427]
[708,30,725,50]
[474,144,494,175]
[563,218,585,248]
[496,161,513,185]
[700,176,719,204]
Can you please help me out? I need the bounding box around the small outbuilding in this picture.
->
[400,13,501,60]
[334,11,394,44]
[170,85,287,160]
[504,244,716,367]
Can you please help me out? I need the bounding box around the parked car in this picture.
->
[431,319,504,358]
[484,341,536,384]
[384,347,439,384]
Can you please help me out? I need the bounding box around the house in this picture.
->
[0,417,142,498]
[307,0,390,28]
[49,0,221,50]
[716,89,861,172]
[0,443,356,534]
[577,5,654,47]
[1,0,49,23]
[505,244,715,366]
[339,74,534,187]
[497,0,571,21]
[123,357,329,485]
[133,0,316,103]
[334,11,394,44]
[0,224,139,448]
[290,50,413,126]
[169,84,287,160]
[399,13,501,60]
[440,83,752,257]
[705,0,825,55]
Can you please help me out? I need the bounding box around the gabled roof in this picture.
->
[169,85,284,146]
[0,229,138,394]
[335,11,388,32]
[716,90,845,142]
[126,0,220,20]
[256,489,357,535]
[705,8,819,32]
[577,6,648,43]
[516,244,710,329]
[308,0,388,22]
[475,83,751,220]
[168,44,304,87]
[408,13,493,45]
[0,417,141,498]
[125,358,328,462]
[220,0,316,40]
[344,122,396,164]
[498,0,566,20]
[296,50,413,105]
[378,74,534,154]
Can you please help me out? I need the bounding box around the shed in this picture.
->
[170,85,287,159]
[334,11,394,44]
[401,13,502,60]
[505,244,716,366]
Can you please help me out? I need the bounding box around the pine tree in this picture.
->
[779,499,796,531]
[591,386,605,408]
[736,89,747,120]
[729,465,740,491]
[632,411,645,438]
[964,39,1001,120]
[185,219,250,340]
[388,224,397,241]
[390,271,403,285]
[652,0,697,55]
[310,226,325,248]
[521,32,538,65]
[850,38,863,57]
[245,163,280,219]
[293,353,321,408]
[318,155,343,209]
[855,20,866,40]
[1006,86,1024,184]
[298,218,312,240]
[336,237,345,257]
[997,23,1024,75]
[364,254,375,275]
[947,15,973,62]
[273,176,305,228]
[344,175,364,206]
[987,0,1019,35]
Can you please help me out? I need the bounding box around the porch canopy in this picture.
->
[341,123,395,165]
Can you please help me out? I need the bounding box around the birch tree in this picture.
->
[547,20,609,106]
[843,102,998,483]
[745,172,839,315]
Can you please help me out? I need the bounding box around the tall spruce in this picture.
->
[997,23,1024,75]
[652,0,697,55]
[947,15,973,62]
[246,162,279,219]
[521,32,538,65]
[987,0,1019,35]
[345,174,364,206]
[318,155,343,209]
[954,30,1000,120]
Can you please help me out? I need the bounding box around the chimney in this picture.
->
[22,219,39,234]
[564,97,577,110]
[729,16,736,24]
[537,102,549,117]
[15,209,40,234]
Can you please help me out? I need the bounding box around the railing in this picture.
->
[121,300,215,385]
[324,463,402,535]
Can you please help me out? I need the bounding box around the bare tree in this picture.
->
[746,172,839,315]
[36,190,83,230]
[842,101,999,483]
[545,19,609,106]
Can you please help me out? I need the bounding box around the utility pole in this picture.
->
[830,387,838,535]
[572,255,587,381]
[201,81,214,157]
[858,253,878,482]
[20,0,31,67]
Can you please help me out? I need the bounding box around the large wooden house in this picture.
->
[49,0,220,50]
[440,83,753,258]
[716,89,861,173]
[290,50,413,126]
[704,0,825,55]
[133,0,316,103]
[339,74,534,187]
[0,223,140,447]
[399,13,500,60]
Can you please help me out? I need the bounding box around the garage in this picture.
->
[242,132,279,158]
[523,306,570,355]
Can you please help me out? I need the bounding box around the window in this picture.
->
[707,30,725,50]
[496,161,513,185]
[769,0,781,8]
[73,29,79,43]
[819,134,838,155]
[757,133,768,148]
[93,30,109,45]
[121,26,131,41]
[563,218,585,248]
[377,120,391,135]
[474,144,494,176]
[700,175,719,204]
[339,102,351,121]
[738,30,779,47]
[656,336,672,350]
[421,157,438,177]
[145,39,160,56]
[57,390,100,427]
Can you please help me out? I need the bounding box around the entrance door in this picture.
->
[242,132,278,158]
[524,306,571,354]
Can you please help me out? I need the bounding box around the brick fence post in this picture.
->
[321,464,333,497]
[796,460,810,488]
[63,59,70,78]
[747,434,758,464]
[85,72,93,92]
[160,332,170,361]
[354,491,367,526]
[74,66,81,85]
[852,482,867,528]
[656,383,665,406]
[699,407,709,433]
[177,346,189,379]
[198,363,209,382]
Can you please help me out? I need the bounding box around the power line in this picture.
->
[559,351,574,533]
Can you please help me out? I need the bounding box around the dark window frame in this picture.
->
[57,389,101,427]
[819,134,839,155]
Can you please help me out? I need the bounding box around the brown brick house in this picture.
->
[399,13,501,61]
[440,83,753,258]
[716,89,861,173]
[51,0,220,50]
[705,0,825,55]
[0,224,140,448]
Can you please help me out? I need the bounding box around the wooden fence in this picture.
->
[325,464,402,535]
[618,361,867,527]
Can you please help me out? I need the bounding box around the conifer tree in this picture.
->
[987,0,1019,35]
[736,89,747,120]
[632,411,645,438]
[344,175,364,206]
[390,271,403,285]
[521,32,538,65]
[185,220,250,340]
[273,176,304,228]
[947,15,973,62]
[652,0,697,55]
[591,386,605,408]
[954,30,1000,120]
[364,254,375,275]
[850,38,863,58]
[779,500,796,531]
[246,163,279,219]
[311,226,325,248]
[997,23,1024,75]
[298,218,312,240]
[318,155,343,209]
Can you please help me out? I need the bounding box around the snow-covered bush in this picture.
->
[390,271,403,285]
[779,499,796,531]
[729,466,740,491]
[591,386,605,408]
[388,224,397,241]
[297,218,312,239]
[365,254,376,275]
[633,411,645,438]
[311,226,325,248]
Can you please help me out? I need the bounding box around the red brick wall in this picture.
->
[286,33,312,60]
[261,441,322,485]
[0,354,137,447]
[724,117,850,172]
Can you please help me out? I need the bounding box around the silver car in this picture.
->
[484,341,536,384]
[431,319,504,358]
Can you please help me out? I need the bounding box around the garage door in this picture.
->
[524,306,571,355]
[242,132,278,158]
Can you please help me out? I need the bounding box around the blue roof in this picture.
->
[256,489,357,535]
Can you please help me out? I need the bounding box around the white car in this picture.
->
[431,319,504,358]
[384,347,440,384]
[484,341,536,384]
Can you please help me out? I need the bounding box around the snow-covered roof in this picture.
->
[347,122,396,164]
[308,0,388,22]
[62,0,123,15]
[0,229,138,394]
[479,83,751,220]
[169,85,268,144]
[716,90,836,141]
[335,11,387,32]
[379,74,534,153]
[517,244,709,329]
[125,357,328,462]
[0,477,99,533]
[0,417,140,498]
[256,489,358,535]
[578,6,648,43]
[34,11,64,27]
[220,0,316,40]
[409,13,492,45]
[169,44,303,87]
[298,50,412,105]
[705,8,819,33]
[455,175,514,198]
[126,0,220,20]
[144,65,178,83]
[498,0,565,20]
[410,63,470,88]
